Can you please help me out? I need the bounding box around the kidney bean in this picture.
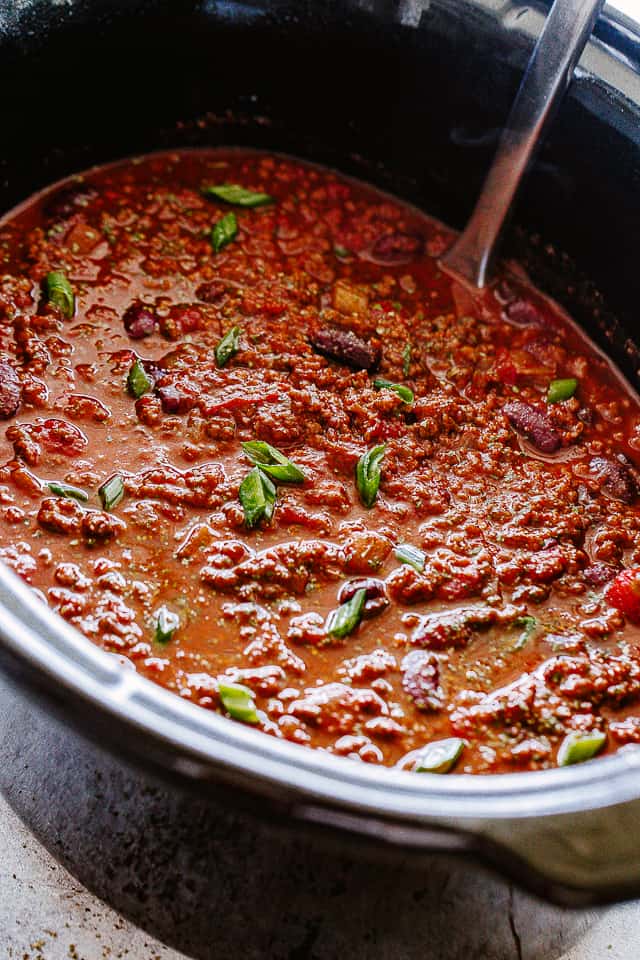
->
[309,325,380,371]
[196,281,226,303]
[338,577,389,617]
[505,299,544,326]
[590,456,637,504]
[44,185,99,220]
[583,563,619,587]
[503,401,561,454]
[123,302,157,339]
[0,362,21,419]
[370,230,424,264]
[156,381,199,414]
[401,650,445,711]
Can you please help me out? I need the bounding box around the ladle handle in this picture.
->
[441,0,605,288]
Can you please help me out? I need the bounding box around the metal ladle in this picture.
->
[441,0,606,288]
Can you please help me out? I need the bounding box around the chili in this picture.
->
[0,149,638,774]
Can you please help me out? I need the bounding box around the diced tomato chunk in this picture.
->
[495,351,518,386]
[606,568,640,624]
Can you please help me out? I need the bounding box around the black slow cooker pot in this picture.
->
[2,0,640,910]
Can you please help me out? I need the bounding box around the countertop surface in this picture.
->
[0,785,638,960]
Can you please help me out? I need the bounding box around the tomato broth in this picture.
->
[0,149,639,774]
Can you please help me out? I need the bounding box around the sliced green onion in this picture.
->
[356,443,385,508]
[402,341,411,377]
[218,680,259,724]
[557,729,606,766]
[215,325,241,368]
[239,466,276,528]
[326,587,366,639]
[547,378,578,404]
[334,244,351,259]
[202,184,273,207]
[395,543,426,573]
[512,615,538,650]
[44,271,75,319]
[373,377,414,404]
[99,474,124,511]
[241,440,305,483]
[127,358,153,398]
[211,212,238,253]
[154,606,180,644]
[47,480,89,502]
[413,737,465,774]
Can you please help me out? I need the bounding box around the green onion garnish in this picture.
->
[154,606,180,644]
[215,325,241,368]
[512,615,538,650]
[202,184,273,207]
[402,341,412,377]
[326,587,366,639]
[211,212,238,253]
[557,730,606,766]
[395,543,426,573]
[127,358,153,398]
[47,480,89,502]
[239,466,276,528]
[98,474,124,511]
[334,244,351,259]
[547,378,578,403]
[241,440,305,483]
[413,737,465,774]
[356,443,385,508]
[44,271,75,319]
[218,680,259,724]
[373,377,414,404]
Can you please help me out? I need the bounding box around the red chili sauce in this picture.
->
[1,149,640,774]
